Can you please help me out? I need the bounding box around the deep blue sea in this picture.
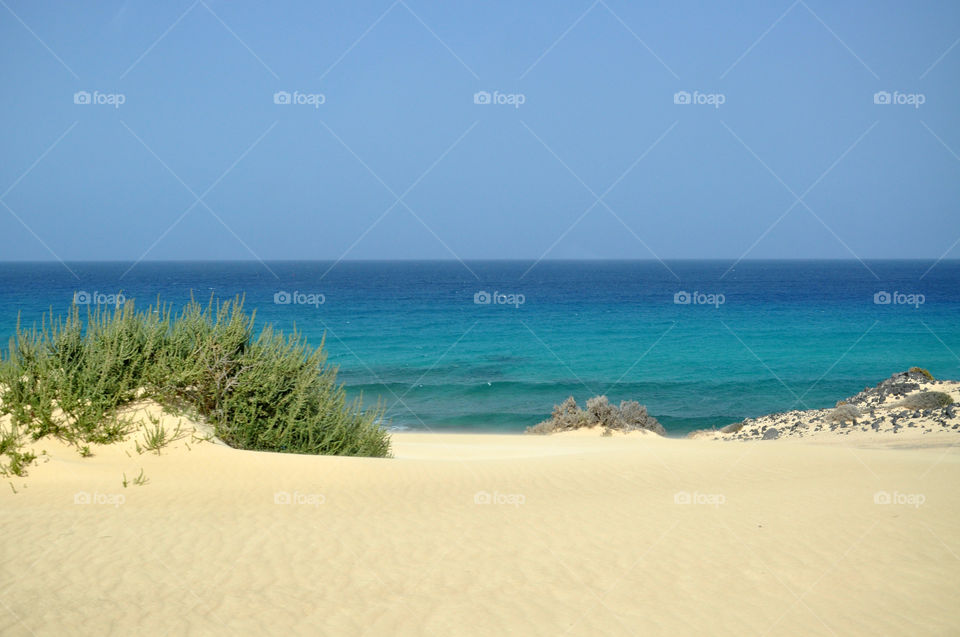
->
[0,260,957,435]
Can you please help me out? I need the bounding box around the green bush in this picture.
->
[0,297,390,472]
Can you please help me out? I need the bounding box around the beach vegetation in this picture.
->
[122,468,149,488]
[828,404,861,425]
[527,395,665,435]
[908,367,935,381]
[892,391,954,410]
[0,297,391,474]
[137,421,185,455]
[0,424,36,477]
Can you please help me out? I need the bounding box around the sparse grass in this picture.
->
[136,421,185,455]
[0,296,391,473]
[122,468,149,488]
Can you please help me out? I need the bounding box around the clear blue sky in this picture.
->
[1,0,958,261]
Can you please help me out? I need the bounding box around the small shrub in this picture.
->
[616,400,666,435]
[828,404,861,425]
[137,421,185,455]
[908,367,935,381]
[586,396,617,427]
[893,391,954,410]
[527,396,664,435]
[720,422,745,434]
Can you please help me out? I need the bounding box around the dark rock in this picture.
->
[846,370,932,407]
[762,428,780,440]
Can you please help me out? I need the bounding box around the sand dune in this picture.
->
[2,411,959,636]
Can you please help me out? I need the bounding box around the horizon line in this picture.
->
[1,257,957,264]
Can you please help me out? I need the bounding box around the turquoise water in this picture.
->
[0,260,957,434]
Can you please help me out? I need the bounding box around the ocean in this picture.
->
[0,260,957,435]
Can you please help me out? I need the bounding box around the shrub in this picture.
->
[828,404,861,425]
[586,396,617,427]
[720,422,745,434]
[908,367,935,381]
[616,400,665,435]
[527,396,664,435]
[893,391,954,410]
[0,297,391,470]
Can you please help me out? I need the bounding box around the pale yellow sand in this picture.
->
[2,410,959,636]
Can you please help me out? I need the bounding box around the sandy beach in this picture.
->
[2,0,957,634]
[3,409,959,636]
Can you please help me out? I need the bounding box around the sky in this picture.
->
[0,0,958,262]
